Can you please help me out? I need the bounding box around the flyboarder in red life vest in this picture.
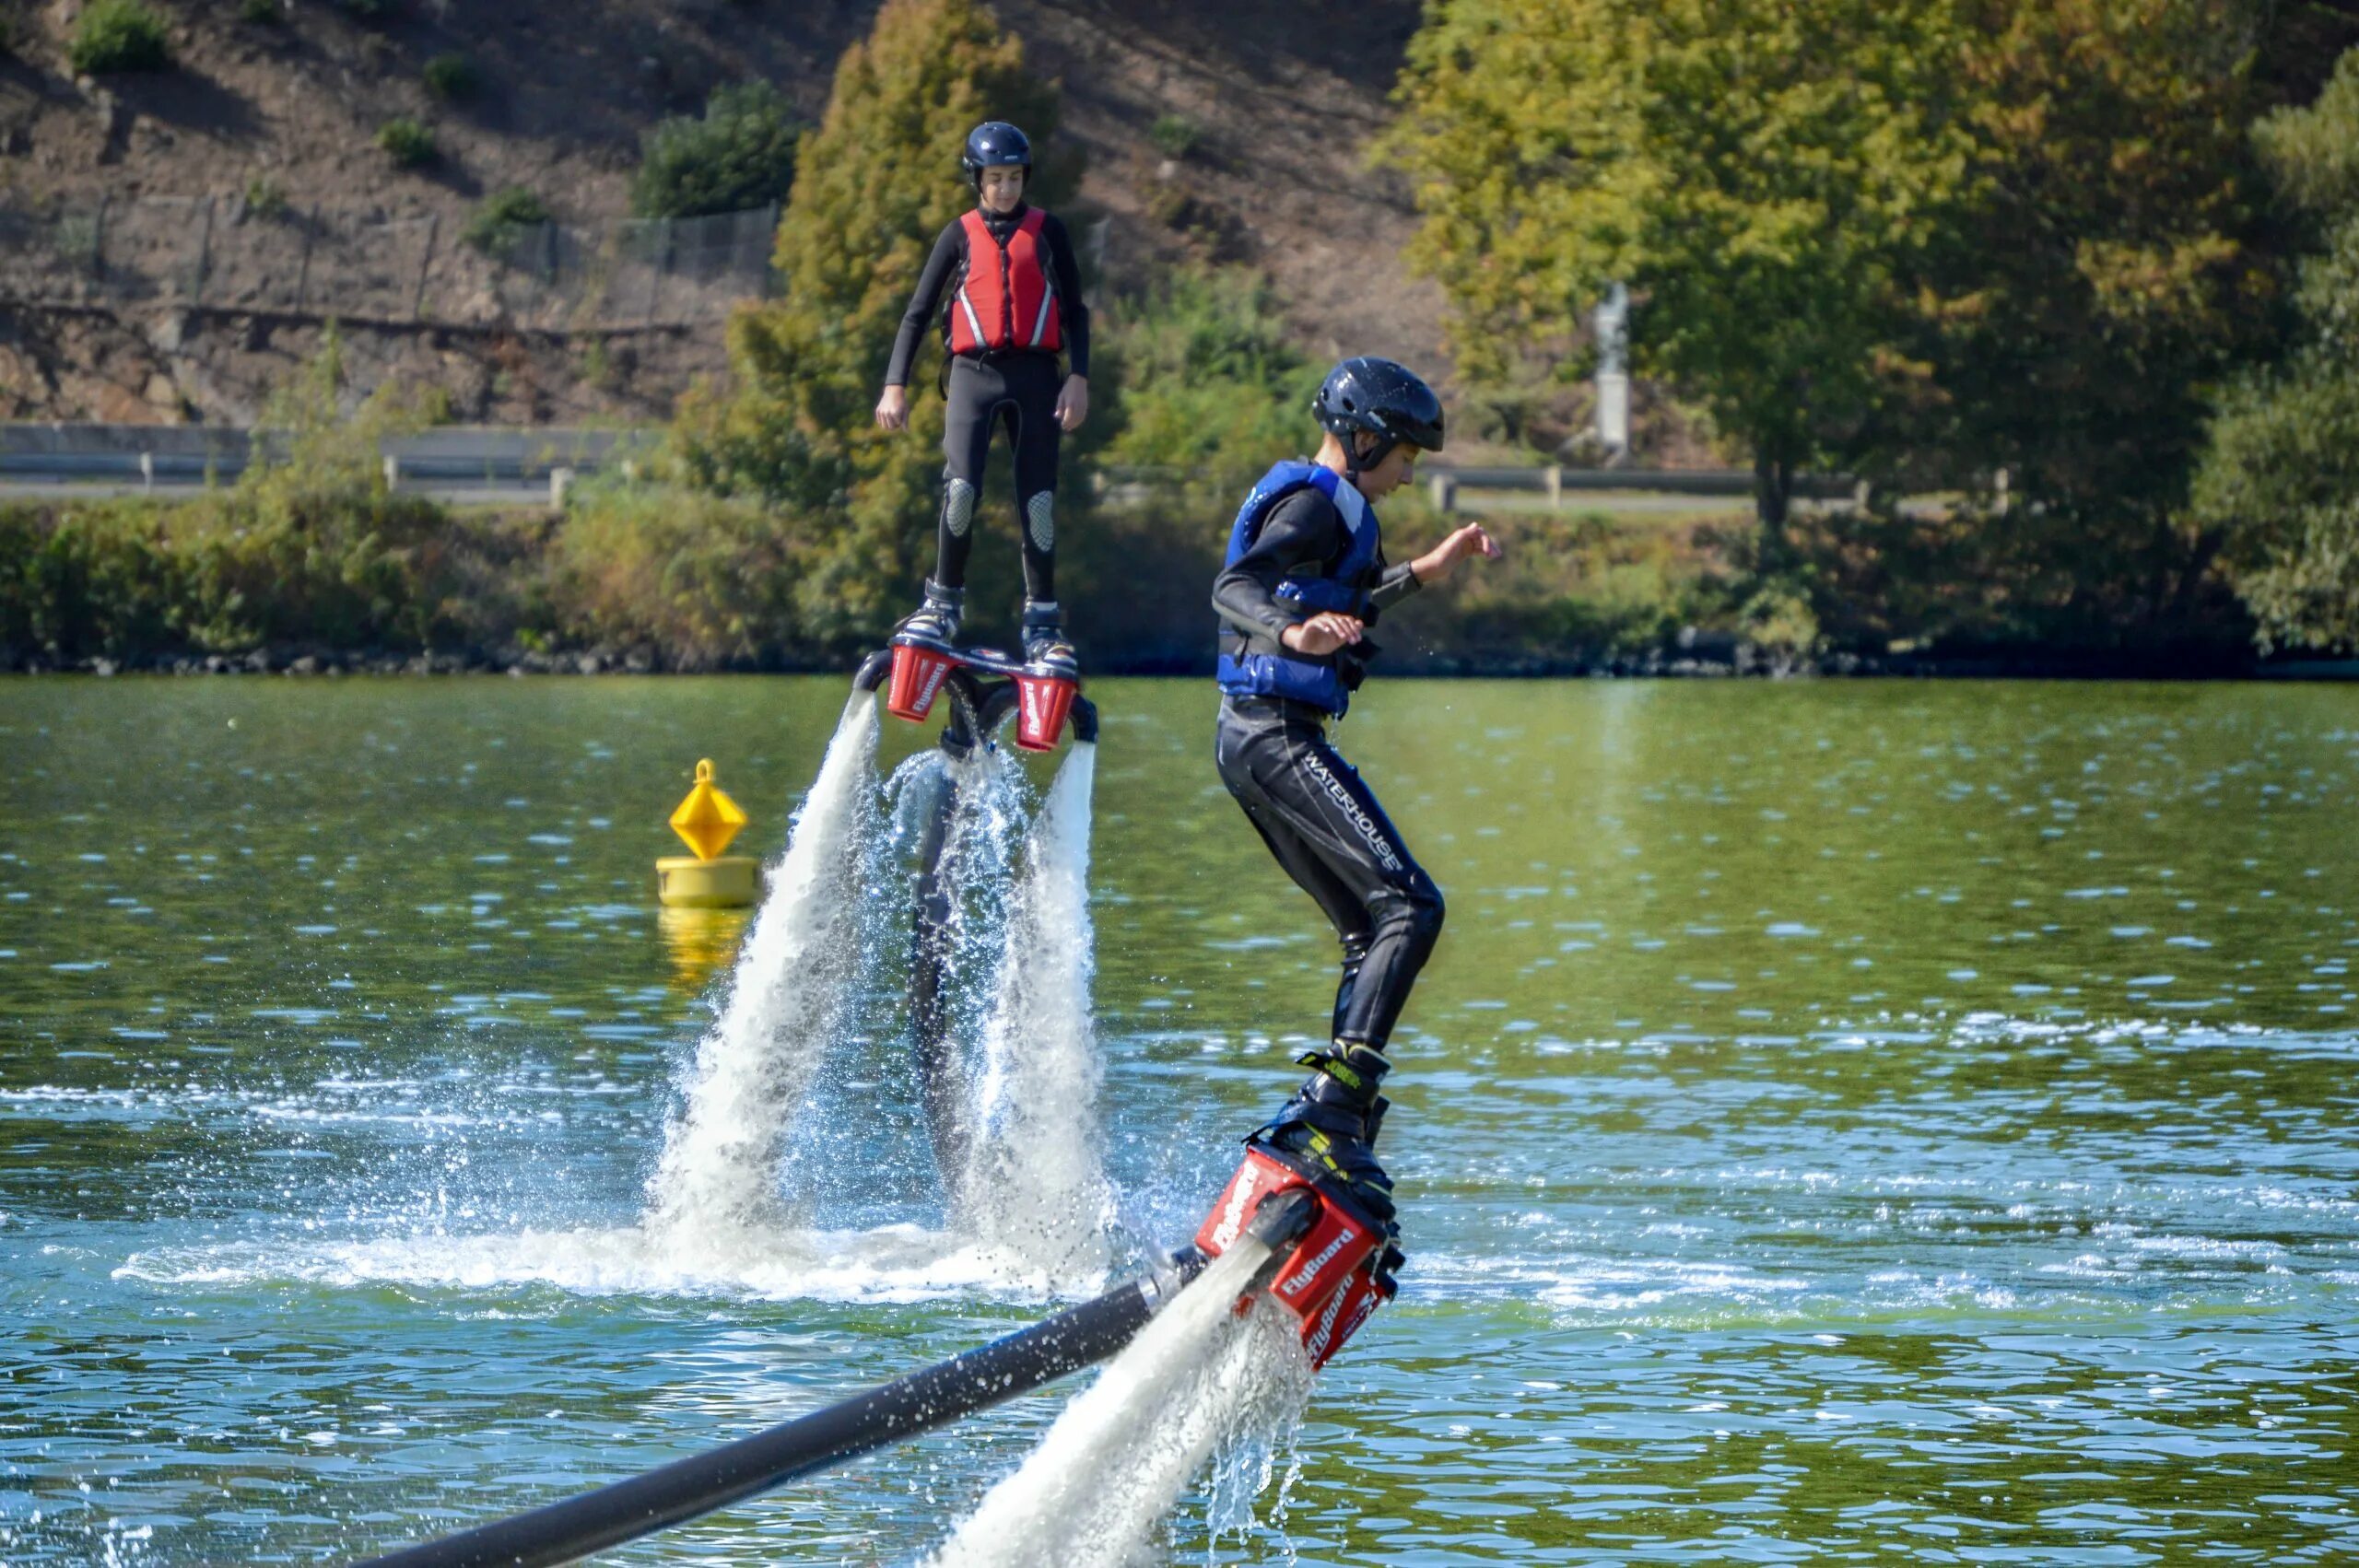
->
[876,121,1091,675]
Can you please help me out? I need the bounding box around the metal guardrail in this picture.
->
[1419,464,1856,507]
[0,424,645,494]
[1,425,1846,509]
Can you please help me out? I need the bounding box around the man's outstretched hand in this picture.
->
[1410,522,1505,585]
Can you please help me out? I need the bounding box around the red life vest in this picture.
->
[948,207,1063,356]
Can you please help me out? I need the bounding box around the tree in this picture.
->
[1381,0,1977,552]
[674,0,1068,647]
[631,81,804,221]
[2195,47,2359,651]
[1878,0,2279,643]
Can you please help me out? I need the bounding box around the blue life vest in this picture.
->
[1215,461,1381,716]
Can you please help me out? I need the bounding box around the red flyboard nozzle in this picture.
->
[1013,673,1077,752]
[1194,1145,1387,1368]
[886,641,957,722]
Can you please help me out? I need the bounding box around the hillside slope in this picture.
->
[0,0,1444,427]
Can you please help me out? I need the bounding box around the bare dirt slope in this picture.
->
[0,0,1445,427]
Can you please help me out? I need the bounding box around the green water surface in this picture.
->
[2,675,2356,1563]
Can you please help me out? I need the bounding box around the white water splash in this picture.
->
[925,1238,1317,1568]
[959,742,1114,1279]
[645,694,880,1236]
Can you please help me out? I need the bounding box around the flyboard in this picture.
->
[350,634,1400,1568]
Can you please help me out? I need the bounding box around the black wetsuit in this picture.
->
[1212,484,1443,1053]
[886,204,1090,603]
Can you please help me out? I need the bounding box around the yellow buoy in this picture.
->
[658,758,758,908]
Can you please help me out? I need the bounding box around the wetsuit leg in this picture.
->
[1003,355,1063,603]
[1215,698,1446,1051]
[1229,779,1375,998]
[933,357,1004,592]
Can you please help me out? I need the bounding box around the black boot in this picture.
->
[896,579,963,646]
[1250,1040,1395,1223]
[1020,599,1078,676]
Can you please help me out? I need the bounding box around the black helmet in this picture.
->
[961,122,1033,188]
[1313,357,1446,466]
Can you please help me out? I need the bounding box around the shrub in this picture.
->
[422,52,482,103]
[463,187,550,256]
[549,484,813,667]
[244,176,289,219]
[375,117,437,169]
[68,0,173,74]
[630,80,803,219]
[0,333,511,663]
[1091,265,1321,498]
[1148,113,1197,159]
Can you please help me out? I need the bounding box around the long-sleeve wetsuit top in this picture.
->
[1212,483,1423,650]
[884,203,1090,387]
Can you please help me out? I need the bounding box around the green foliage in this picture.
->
[2197,48,2359,651]
[244,176,289,219]
[239,0,284,23]
[1882,0,2275,638]
[1089,266,1320,499]
[464,187,551,256]
[375,117,438,169]
[548,485,816,667]
[677,0,1067,649]
[423,53,483,104]
[1387,0,2286,641]
[0,333,487,662]
[630,80,803,220]
[68,0,173,74]
[1149,114,1198,159]
[1384,0,1975,547]
[0,13,16,55]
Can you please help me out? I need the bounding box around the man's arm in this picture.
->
[1212,488,1340,639]
[1041,213,1090,380]
[884,223,967,389]
[1367,558,1424,613]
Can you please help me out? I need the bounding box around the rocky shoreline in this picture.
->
[5,638,2335,681]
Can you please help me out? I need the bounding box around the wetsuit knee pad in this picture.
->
[1023,490,1055,553]
[941,473,978,537]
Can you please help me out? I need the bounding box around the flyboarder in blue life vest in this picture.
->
[1212,356,1503,1223]
[876,121,1091,675]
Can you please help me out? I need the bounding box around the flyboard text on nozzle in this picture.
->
[1193,1145,1391,1370]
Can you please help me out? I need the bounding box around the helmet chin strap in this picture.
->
[1344,434,1398,487]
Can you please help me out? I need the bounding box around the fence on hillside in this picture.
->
[0,197,779,332]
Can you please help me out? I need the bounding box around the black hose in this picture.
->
[354,1252,1209,1568]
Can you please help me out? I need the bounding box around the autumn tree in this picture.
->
[675,0,1069,648]
[2195,46,2359,650]
[1881,0,2279,642]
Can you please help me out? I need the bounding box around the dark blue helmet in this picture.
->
[961,122,1033,188]
[1314,357,1446,462]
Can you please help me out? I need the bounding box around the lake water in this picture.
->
[3,675,2356,1564]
